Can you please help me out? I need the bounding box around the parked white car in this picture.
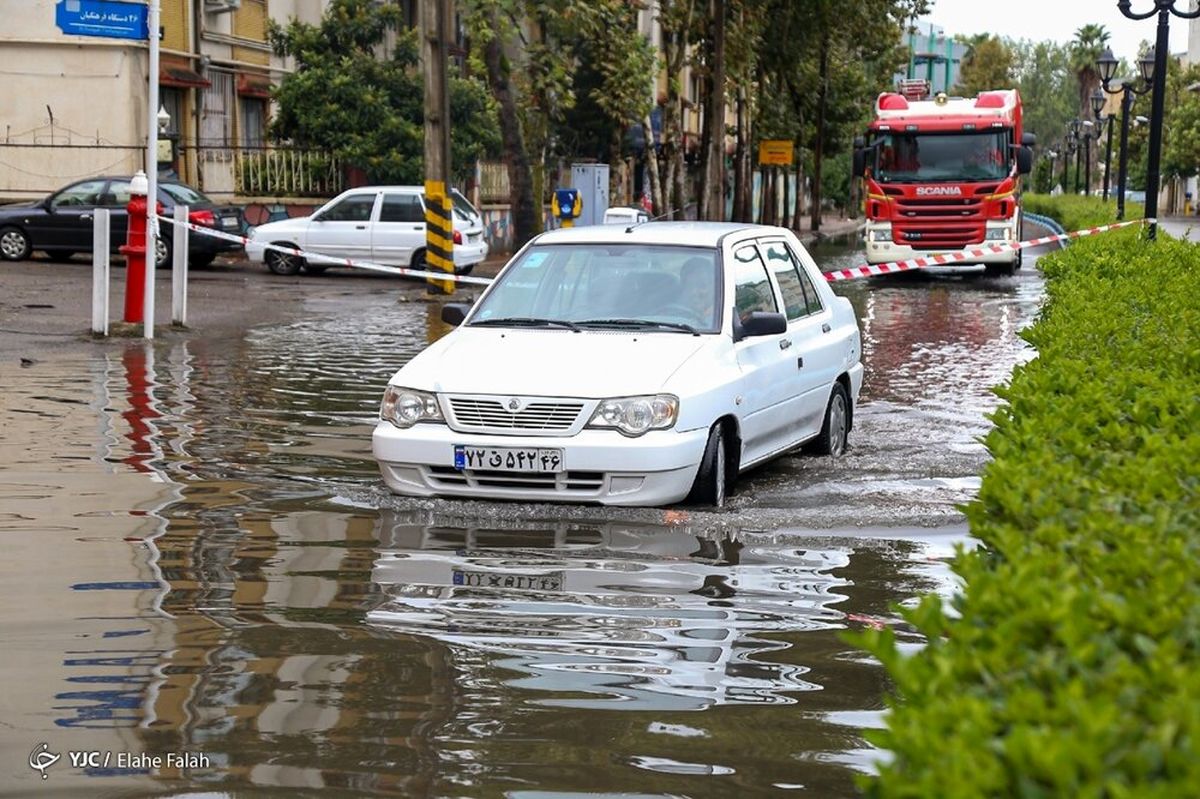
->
[245,186,488,276]
[602,206,652,226]
[372,222,863,507]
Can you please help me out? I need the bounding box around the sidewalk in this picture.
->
[1159,217,1200,242]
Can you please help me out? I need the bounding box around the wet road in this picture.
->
[0,240,1048,796]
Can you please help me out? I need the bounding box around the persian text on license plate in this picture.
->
[454,445,562,472]
[453,569,564,592]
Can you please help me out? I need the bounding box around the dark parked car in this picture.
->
[0,176,243,267]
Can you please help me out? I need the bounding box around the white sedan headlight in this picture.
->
[380,386,444,428]
[586,394,678,437]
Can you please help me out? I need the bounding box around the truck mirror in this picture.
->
[853,136,865,149]
[1021,132,1037,148]
[852,148,866,178]
[1017,147,1033,175]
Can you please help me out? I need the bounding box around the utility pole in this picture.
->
[422,0,454,294]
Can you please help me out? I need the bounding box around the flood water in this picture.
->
[1,241,1048,797]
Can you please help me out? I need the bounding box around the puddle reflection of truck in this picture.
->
[853,83,1036,277]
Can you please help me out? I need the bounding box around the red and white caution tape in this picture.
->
[821,217,1153,282]
[158,215,494,286]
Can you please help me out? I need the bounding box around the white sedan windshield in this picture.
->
[470,244,723,333]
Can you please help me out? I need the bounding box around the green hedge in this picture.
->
[856,229,1200,798]
[1022,194,1144,232]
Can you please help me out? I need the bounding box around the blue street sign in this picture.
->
[56,0,148,40]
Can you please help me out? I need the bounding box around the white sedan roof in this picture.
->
[534,221,781,248]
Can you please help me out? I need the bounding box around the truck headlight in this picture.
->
[586,394,678,437]
[984,228,1013,241]
[869,227,892,242]
[381,386,443,428]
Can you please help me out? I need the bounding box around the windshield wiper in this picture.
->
[469,317,581,332]
[577,318,699,335]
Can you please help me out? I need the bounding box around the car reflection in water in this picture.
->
[366,515,854,711]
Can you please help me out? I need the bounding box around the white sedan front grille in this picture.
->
[446,396,587,434]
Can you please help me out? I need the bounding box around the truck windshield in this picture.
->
[872,131,1010,182]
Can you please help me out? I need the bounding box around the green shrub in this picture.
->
[855,229,1200,798]
[1023,194,1144,232]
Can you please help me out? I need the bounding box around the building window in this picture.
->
[201,70,234,146]
[239,97,266,148]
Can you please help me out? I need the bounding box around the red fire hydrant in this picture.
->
[119,170,149,324]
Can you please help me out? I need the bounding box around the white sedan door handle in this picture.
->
[822,323,832,334]
[779,338,792,350]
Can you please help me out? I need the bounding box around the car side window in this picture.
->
[317,194,377,222]
[380,193,425,223]
[731,244,778,323]
[759,239,811,320]
[788,244,825,316]
[106,180,132,206]
[50,180,106,208]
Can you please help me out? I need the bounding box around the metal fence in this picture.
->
[179,145,342,199]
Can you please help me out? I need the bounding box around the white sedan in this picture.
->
[372,222,863,507]
[245,186,488,276]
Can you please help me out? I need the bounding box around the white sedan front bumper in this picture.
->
[372,422,710,507]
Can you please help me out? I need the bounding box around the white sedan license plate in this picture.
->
[221,216,238,229]
[454,445,562,472]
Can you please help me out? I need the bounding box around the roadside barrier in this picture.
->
[821,218,1152,282]
[157,215,495,286]
[165,214,1151,288]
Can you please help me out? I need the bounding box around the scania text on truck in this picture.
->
[852,86,1036,276]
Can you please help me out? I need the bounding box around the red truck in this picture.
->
[853,85,1036,276]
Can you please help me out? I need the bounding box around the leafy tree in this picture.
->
[954,36,1013,96]
[462,0,656,247]
[1161,62,1200,181]
[1009,39,1077,154]
[268,0,499,186]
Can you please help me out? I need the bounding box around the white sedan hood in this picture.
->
[395,328,712,397]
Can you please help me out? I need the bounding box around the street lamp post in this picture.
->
[1096,46,1154,221]
[1092,89,1116,201]
[1069,119,1083,194]
[1115,1,1200,238]
[1082,120,1095,195]
[1063,132,1074,193]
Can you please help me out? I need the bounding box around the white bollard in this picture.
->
[172,204,188,326]
[91,208,110,336]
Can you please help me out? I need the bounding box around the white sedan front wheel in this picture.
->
[686,423,729,507]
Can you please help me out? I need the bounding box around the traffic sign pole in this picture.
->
[143,0,160,339]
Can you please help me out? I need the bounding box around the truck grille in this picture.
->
[893,198,986,249]
[447,396,585,433]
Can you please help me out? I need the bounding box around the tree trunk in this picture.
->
[810,40,828,233]
[482,18,537,249]
[732,87,747,222]
[644,113,663,215]
[702,0,726,221]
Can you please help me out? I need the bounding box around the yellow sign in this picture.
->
[758,140,794,166]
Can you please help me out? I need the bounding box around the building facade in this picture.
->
[0,0,332,203]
